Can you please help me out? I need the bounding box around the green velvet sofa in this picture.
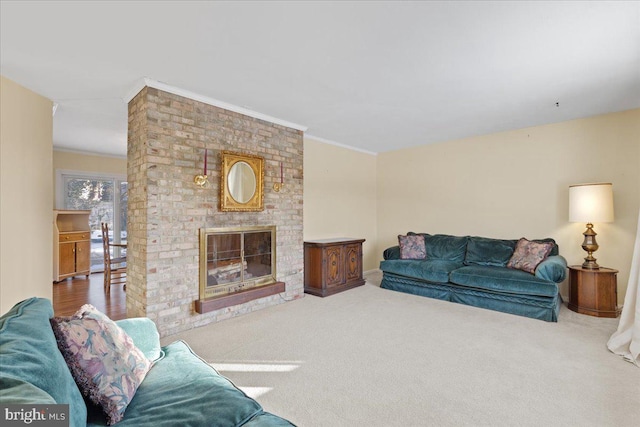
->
[380,234,567,321]
[0,298,295,427]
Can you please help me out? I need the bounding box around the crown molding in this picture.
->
[53,146,127,160]
[304,134,378,156]
[123,77,149,104]
[124,77,308,132]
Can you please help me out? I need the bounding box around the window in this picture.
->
[57,171,127,272]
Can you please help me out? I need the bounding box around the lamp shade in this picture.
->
[569,183,614,223]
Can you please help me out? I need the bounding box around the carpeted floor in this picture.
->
[162,272,639,426]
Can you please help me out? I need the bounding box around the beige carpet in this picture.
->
[162,272,639,426]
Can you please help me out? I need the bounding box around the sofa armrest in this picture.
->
[535,255,567,283]
[383,246,401,260]
[116,318,163,362]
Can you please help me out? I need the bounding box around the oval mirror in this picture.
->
[227,161,256,203]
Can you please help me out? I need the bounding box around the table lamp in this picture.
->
[569,183,614,269]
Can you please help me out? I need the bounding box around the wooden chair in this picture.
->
[101,223,126,294]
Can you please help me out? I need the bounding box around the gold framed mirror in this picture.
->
[220,151,264,211]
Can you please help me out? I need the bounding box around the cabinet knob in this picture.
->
[65,236,70,240]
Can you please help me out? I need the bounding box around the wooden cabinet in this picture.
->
[568,265,620,318]
[58,233,91,277]
[54,210,91,282]
[304,238,365,297]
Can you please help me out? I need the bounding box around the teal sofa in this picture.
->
[380,234,567,322]
[0,298,294,427]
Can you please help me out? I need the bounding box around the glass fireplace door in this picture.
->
[244,230,272,281]
[206,233,242,286]
[200,226,276,300]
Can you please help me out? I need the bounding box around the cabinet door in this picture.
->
[324,245,344,287]
[345,244,362,282]
[59,242,76,276]
[75,240,91,272]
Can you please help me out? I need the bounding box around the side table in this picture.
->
[568,265,620,318]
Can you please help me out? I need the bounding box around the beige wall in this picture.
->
[303,137,378,271]
[377,109,640,303]
[52,150,127,208]
[1,76,53,313]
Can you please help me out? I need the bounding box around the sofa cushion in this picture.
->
[507,238,554,274]
[450,265,558,298]
[398,234,426,259]
[0,376,56,404]
[512,237,559,257]
[116,317,164,364]
[50,305,151,425]
[380,259,463,284]
[0,298,87,427]
[464,237,516,267]
[424,234,469,262]
[407,232,430,239]
[87,340,265,427]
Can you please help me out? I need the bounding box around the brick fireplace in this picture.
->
[127,85,304,337]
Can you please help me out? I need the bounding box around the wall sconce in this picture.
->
[273,162,284,192]
[194,148,209,188]
[569,182,614,269]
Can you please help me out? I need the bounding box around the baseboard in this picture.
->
[364,268,381,276]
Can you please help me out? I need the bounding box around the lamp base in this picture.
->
[581,258,600,270]
[580,222,600,270]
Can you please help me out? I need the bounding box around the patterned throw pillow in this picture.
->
[398,234,427,260]
[50,305,151,425]
[506,238,554,274]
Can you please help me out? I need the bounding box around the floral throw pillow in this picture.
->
[398,234,427,260]
[506,238,554,274]
[50,305,151,425]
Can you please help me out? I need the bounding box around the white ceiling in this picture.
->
[1,1,639,157]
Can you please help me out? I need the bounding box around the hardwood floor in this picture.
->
[52,273,126,320]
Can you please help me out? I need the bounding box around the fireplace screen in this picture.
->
[199,226,276,299]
